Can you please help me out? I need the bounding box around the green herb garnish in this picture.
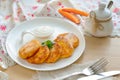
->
[42,40,54,49]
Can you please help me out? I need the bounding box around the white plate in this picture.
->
[6,17,85,71]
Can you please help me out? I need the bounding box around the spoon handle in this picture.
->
[107,1,113,9]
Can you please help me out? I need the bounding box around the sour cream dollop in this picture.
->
[33,26,54,38]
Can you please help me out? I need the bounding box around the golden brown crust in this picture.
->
[18,33,79,64]
[27,46,50,64]
[45,43,61,63]
[19,39,40,59]
[55,33,79,48]
[65,33,79,48]
[55,37,74,58]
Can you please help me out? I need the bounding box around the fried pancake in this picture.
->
[55,33,79,48]
[45,43,61,63]
[19,39,40,59]
[27,46,50,64]
[64,33,79,48]
[55,37,74,58]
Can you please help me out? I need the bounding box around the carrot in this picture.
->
[58,9,80,24]
[62,8,89,17]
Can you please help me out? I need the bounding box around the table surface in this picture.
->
[1,36,120,80]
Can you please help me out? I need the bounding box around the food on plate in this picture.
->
[45,43,61,63]
[19,39,41,59]
[41,40,54,49]
[54,33,79,58]
[54,36,74,58]
[55,33,79,48]
[27,45,50,64]
[18,32,79,64]
[58,8,80,24]
[58,8,89,24]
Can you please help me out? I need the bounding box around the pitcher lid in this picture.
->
[94,2,112,20]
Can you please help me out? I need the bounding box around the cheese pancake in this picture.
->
[45,43,61,63]
[55,33,79,48]
[27,46,50,64]
[55,38,74,58]
[19,39,40,59]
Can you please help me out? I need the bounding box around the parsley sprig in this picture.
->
[42,40,54,49]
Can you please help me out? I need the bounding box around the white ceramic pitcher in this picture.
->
[84,1,114,37]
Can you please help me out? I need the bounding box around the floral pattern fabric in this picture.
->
[0,0,120,67]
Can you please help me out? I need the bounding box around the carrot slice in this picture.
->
[58,9,80,24]
[62,8,89,17]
